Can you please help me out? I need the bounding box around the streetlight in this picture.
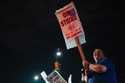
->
[34,75,39,81]
[33,71,49,83]
[56,48,62,58]
[56,51,62,57]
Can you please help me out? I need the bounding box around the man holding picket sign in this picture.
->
[55,1,117,83]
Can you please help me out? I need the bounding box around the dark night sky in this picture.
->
[0,0,122,83]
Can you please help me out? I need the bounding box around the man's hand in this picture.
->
[82,60,90,70]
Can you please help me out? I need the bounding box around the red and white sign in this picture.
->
[55,2,86,49]
[47,70,67,83]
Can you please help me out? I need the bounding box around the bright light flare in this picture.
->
[34,75,39,80]
[56,51,62,57]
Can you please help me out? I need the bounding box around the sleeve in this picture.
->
[99,58,113,72]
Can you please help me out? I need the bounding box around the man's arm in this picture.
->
[89,64,107,73]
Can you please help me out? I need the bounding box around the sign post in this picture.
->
[75,37,86,61]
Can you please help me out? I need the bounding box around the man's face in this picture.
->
[93,49,104,63]
[54,61,61,70]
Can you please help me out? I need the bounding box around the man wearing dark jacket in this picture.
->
[83,49,117,83]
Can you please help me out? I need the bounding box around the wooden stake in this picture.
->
[75,37,86,61]
[75,37,88,83]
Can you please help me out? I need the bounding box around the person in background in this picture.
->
[53,61,61,70]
